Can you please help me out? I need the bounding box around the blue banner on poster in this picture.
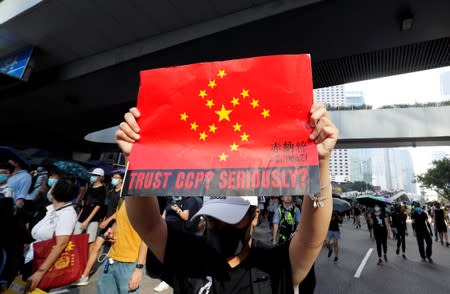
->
[0,47,33,80]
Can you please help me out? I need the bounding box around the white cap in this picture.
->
[192,196,258,224]
[90,168,104,176]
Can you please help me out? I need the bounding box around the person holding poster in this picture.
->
[115,101,338,293]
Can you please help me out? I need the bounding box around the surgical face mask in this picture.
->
[48,178,57,187]
[374,206,381,212]
[416,207,422,214]
[111,178,120,186]
[206,220,252,258]
[90,176,98,184]
[0,174,7,184]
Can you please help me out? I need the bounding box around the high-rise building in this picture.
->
[313,85,345,107]
[440,72,450,98]
[350,149,372,184]
[329,149,352,183]
[371,148,416,193]
[314,85,351,182]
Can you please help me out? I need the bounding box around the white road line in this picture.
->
[354,248,373,278]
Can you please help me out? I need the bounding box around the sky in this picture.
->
[344,66,450,183]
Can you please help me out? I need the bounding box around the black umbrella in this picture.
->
[333,198,352,213]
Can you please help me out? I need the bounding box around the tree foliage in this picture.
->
[417,158,450,201]
[349,181,374,192]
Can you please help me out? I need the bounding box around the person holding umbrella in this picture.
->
[368,204,392,265]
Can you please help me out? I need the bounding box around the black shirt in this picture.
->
[146,222,295,294]
[78,185,107,222]
[412,212,429,234]
[105,189,121,218]
[372,212,387,231]
[328,217,340,232]
[391,211,407,232]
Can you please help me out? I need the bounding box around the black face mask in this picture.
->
[206,221,251,258]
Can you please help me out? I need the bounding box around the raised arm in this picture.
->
[116,107,168,263]
[289,103,338,285]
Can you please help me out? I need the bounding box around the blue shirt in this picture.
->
[7,169,32,201]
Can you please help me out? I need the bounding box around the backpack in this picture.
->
[278,206,298,242]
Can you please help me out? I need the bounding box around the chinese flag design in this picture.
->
[126,54,319,196]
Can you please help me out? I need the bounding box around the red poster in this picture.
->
[124,54,319,196]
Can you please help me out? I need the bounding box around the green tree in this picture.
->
[417,158,450,201]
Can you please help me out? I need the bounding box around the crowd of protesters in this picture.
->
[0,154,148,293]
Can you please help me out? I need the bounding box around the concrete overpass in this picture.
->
[85,106,450,149]
[1,0,449,153]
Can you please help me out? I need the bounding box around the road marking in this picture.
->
[354,248,373,278]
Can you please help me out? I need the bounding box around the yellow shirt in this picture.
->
[108,201,142,262]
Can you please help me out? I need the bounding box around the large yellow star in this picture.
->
[199,89,207,98]
[219,152,228,161]
[231,97,240,107]
[233,122,242,132]
[208,80,217,88]
[190,122,199,131]
[230,142,239,151]
[250,99,259,108]
[215,104,232,122]
[199,132,208,141]
[217,69,226,78]
[209,124,217,133]
[261,109,270,118]
[240,89,249,98]
[240,132,249,142]
[206,99,214,109]
[180,112,188,121]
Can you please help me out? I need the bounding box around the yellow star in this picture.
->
[215,104,232,122]
[250,99,259,108]
[217,69,226,78]
[240,89,249,98]
[233,122,242,132]
[206,99,215,109]
[261,109,270,118]
[199,132,208,141]
[219,152,228,161]
[208,80,217,88]
[180,112,188,121]
[209,124,217,133]
[199,89,207,99]
[240,132,249,142]
[230,142,239,151]
[190,122,199,131]
[231,97,239,107]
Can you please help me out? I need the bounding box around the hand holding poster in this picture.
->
[123,54,319,196]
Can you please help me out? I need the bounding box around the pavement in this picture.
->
[53,217,450,294]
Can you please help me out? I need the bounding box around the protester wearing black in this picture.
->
[370,205,392,265]
[391,204,407,258]
[411,207,433,262]
[164,196,202,233]
[433,203,449,247]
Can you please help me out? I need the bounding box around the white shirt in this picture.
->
[24,203,77,263]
